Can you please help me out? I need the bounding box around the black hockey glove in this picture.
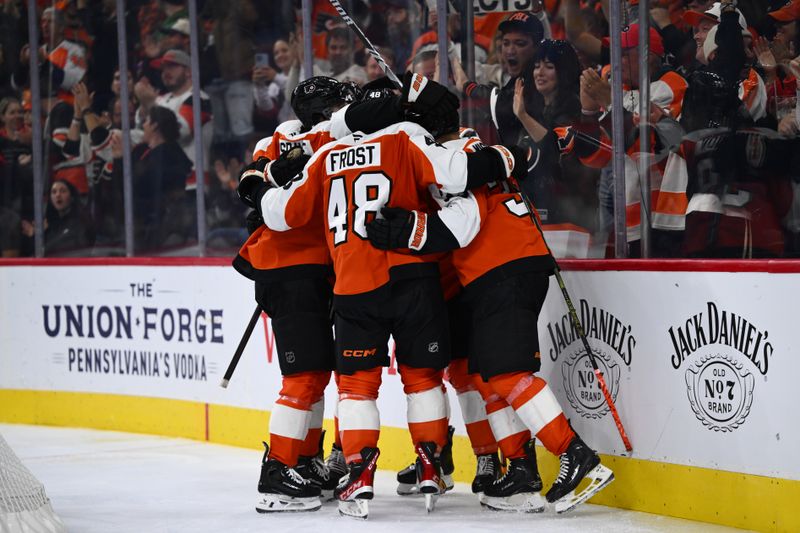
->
[508,144,534,181]
[400,72,459,117]
[366,207,417,251]
[237,157,271,208]
[245,210,264,235]
[268,147,311,187]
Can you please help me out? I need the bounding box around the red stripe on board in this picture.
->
[557,259,800,273]
[0,257,232,267]
[2,257,800,273]
[205,403,210,441]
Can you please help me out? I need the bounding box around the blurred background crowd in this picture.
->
[1,0,799,258]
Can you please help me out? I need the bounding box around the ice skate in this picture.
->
[545,435,614,514]
[439,426,456,491]
[295,454,335,502]
[397,427,455,496]
[471,452,502,495]
[295,431,339,501]
[480,440,544,513]
[325,440,349,486]
[335,447,380,519]
[415,441,447,513]
[255,444,321,513]
[396,460,420,495]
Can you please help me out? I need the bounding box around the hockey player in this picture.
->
[233,76,357,513]
[364,109,614,514]
[392,128,531,502]
[250,80,529,518]
[326,81,538,502]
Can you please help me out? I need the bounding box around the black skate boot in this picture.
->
[471,452,502,494]
[295,431,338,502]
[480,440,544,512]
[415,441,447,512]
[396,460,419,495]
[335,447,380,519]
[256,443,322,513]
[439,426,456,492]
[545,434,614,513]
[325,441,348,485]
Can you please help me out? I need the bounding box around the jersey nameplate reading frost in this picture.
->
[326,145,382,173]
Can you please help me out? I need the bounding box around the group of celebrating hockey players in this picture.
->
[232,72,613,519]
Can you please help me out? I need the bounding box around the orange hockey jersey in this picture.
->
[233,120,336,282]
[261,122,480,300]
[434,135,555,290]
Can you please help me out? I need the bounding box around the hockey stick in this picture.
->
[220,305,262,388]
[514,184,633,452]
[328,0,402,89]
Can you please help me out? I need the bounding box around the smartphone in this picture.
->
[254,53,271,68]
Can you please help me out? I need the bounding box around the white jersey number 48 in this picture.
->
[328,172,392,245]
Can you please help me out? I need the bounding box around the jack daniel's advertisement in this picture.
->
[545,299,635,419]
[668,302,772,432]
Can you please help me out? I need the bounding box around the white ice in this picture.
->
[1,423,744,533]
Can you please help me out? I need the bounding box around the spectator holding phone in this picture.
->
[253,49,288,122]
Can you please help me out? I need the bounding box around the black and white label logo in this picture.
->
[561,347,621,419]
[685,354,755,432]
[546,299,634,420]
[669,302,771,432]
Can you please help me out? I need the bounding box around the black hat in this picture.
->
[498,12,544,42]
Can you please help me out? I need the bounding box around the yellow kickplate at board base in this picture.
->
[1,388,797,532]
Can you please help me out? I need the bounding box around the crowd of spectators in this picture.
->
[0,0,799,258]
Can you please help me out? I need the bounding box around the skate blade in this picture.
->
[255,494,321,513]
[480,492,546,513]
[555,464,615,514]
[424,492,439,513]
[338,498,369,519]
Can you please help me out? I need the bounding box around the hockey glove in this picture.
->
[400,72,460,117]
[365,207,424,251]
[508,144,534,181]
[267,146,311,187]
[245,210,264,235]
[237,157,271,208]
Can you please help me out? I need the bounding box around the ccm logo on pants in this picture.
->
[342,349,377,358]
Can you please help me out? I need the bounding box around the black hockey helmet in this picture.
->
[339,81,364,104]
[681,70,743,131]
[291,76,348,130]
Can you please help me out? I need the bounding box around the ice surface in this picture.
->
[0,424,744,533]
